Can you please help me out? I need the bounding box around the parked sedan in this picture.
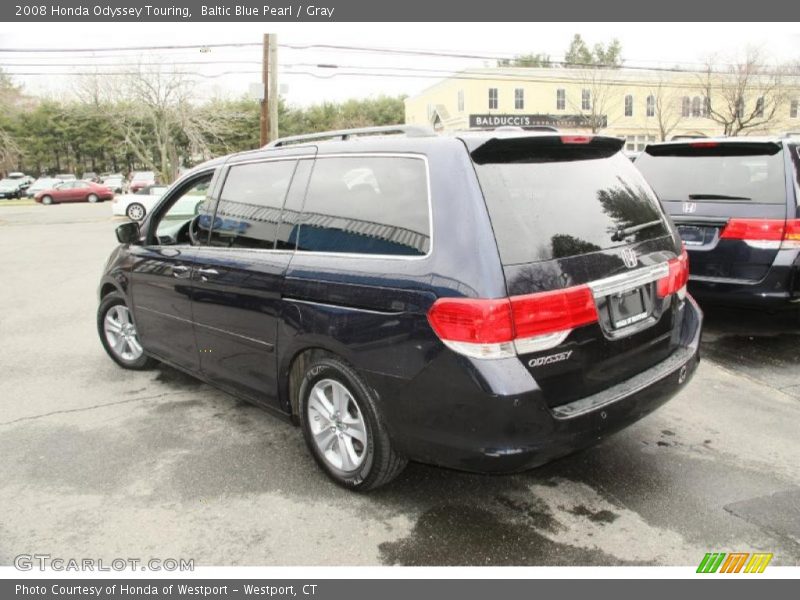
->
[102,175,127,194]
[129,171,156,193]
[35,180,114,205]
[0,178,28,199]
[112,184,204,221]
[26,177,64,198]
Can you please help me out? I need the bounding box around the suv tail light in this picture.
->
[426,285,598,359]
[657,248,689,300]
[720,218,800,249]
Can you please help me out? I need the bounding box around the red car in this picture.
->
[35,180,114,205]
[128,171,157,194]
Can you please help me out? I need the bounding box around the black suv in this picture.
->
[97,126,702,491]
[636,137,800,314]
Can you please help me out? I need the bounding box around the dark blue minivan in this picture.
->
[98,126,702,490]
[636,137,800,314]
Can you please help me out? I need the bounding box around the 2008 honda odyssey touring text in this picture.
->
[97,126,703,491]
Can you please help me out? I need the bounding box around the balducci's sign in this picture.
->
[469,114,605,128]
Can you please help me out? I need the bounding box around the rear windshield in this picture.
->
[472,138,668,265]
[636,143,786,204]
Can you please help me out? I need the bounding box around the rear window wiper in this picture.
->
[611,219,663,242]
[688,193,751,201]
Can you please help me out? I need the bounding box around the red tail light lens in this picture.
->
[657,249,689,298]
[782,219,800,247]
[426,297,514,345]
[720,219,785,241]
[510,286,597,339]
[689,141,719,148]
[427,285,598,359]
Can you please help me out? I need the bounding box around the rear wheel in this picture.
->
[41,195,53,205]
[298,357,407,491]
[126,202,146,221]
[97,293,156,370]
[87,193,99,203]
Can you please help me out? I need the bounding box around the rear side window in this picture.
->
[208,160,297,249]
[295,156,430,256]
[636,142,786,204]
[472,137,668,265]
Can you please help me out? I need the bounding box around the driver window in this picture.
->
[152,175,213,245]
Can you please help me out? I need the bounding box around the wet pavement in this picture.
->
[0,203,798,567]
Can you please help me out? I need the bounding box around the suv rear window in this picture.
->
[471,137,668,265]
[636,142,786,205]
[295,156,430,256]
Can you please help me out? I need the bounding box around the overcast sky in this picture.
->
[2,22,799,106]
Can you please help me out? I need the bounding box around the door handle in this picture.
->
[172,265,190,279]
[196,267,219,281]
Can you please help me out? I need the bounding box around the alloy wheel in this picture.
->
[307,378,368,472]
[103,305,144,362]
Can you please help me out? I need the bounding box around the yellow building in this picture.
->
[404,67,800,151]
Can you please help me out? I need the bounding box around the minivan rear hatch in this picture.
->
[636,140,789,282]
[464,134,685,407]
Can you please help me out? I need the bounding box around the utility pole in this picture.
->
[260,33,279,146]
[268,34,279,142]
[260,33,270,146]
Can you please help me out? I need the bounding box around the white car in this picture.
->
[112,185,205,221]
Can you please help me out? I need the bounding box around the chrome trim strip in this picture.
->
[137,306,274,349]
[283,297,404,316]
[588,263,669,299]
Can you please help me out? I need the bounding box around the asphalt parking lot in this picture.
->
[1,201,798,567]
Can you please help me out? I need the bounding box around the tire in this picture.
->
[87,193,99,203]
[41,195,53,205]
[298,357,407,491]
[126,202,146,221]
[97,292,156,370]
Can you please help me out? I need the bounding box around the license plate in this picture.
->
[609,287,649,329]
[677,225,715,246]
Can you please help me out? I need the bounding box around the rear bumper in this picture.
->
[372,296,703,473]
[687,251,800,309]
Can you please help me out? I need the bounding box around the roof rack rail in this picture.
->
[264,124,436,148]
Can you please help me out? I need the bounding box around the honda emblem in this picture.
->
[621,247,638,269]
[682,202,697,213]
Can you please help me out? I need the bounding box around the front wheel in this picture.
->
[41,195,53,205]
[298,357,407,491]
[87,193,99,203]
[97,293,156,370]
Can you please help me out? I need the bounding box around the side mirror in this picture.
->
[116,221,141,244]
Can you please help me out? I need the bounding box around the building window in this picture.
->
[735,97,745,119]
[755,96,764,118]
[457,90,464,113]
[488,88,498,110]
[556,88,566,110]
[691,96,702,118]
[682,97,691,117]
[581,89,591,111]
[705,96,712,116]
[791,100,798,118]
[624,95,634,117]
[514,88,524,110]
[646,95,655,117]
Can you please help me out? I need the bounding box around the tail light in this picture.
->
[782,219,800,249]
[720,218,800,249]
[426,285,598,359]
[657,248,689,300]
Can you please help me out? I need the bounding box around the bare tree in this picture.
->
[697,49,787,136]
[77,64,223,182]
[648,77,685,141]
[568,67,619,133]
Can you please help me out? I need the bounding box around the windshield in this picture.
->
[0,179,17,186]
[636,143,786,204]
[472,140,668,265]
